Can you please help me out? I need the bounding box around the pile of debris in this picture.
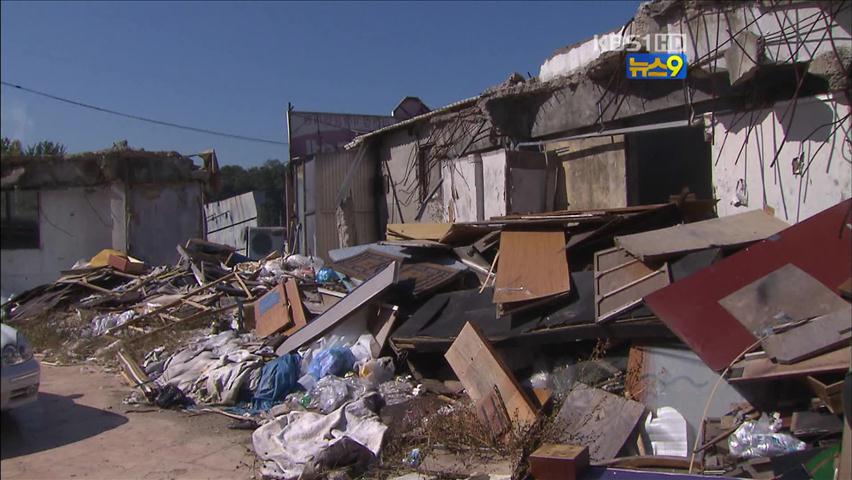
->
[2,197,850,480]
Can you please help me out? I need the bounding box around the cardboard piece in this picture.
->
[444,322,537,425]
[108,254,146,274]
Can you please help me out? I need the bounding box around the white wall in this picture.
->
[442,150,508,223]
[127,183,204,265]
[1,187,119,294]
[710,94,852,223]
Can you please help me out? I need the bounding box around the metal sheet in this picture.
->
[645,199,852,371]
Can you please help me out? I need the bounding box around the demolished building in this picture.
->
[3,1,851,479]
[1,146,215,293]
[326,0,851,236]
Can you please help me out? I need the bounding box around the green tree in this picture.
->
[24,140,66,157]
[211,159,286,226]
[1,137,23,156]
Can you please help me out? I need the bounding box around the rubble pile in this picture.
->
[2,197,850,480]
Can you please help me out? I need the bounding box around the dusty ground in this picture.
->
[1,362,256,480]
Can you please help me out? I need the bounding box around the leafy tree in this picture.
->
[1,137,23,156]
[0,138,66,157]
[211,159,287,226]
[24,140,66,157]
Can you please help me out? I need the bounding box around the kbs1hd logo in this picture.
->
[594,32,688,80]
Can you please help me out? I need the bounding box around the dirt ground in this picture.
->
[1,361,256,480]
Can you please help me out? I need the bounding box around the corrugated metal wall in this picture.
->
[313,150,379,261]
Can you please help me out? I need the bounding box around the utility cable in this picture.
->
[1,80,288,146]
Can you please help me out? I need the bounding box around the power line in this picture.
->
[1,80,288,146]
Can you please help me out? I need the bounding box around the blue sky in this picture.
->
[1,1,639,167]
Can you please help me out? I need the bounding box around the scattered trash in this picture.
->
[729,417,807,459]
[403,448,422,467]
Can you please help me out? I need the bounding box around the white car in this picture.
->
[1,323,40,410]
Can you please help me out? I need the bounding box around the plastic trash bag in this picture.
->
[316,267,339,284]
[308,376,352,413]
[357,357,395,386]
[729,418,806,458]
[308,347,357,379]
[285,254,324,270]
[91,310,136,336]
[252,353,301,411]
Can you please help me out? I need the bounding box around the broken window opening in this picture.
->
[1,189,40,249]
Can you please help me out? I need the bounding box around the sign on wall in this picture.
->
[287,109,396,160]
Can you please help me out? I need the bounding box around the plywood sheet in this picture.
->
[646,199,852,371]
[760,304,852,364]
[386,223,451,241]
[254,283,293,338]
[493,230,570,304]
[444,322,537,425]
[615,209,788,261]
[719,264,849,337]
[551,383,646,462]
[728,346,850,383]
[281,278,308,337]
[276,262,397,355]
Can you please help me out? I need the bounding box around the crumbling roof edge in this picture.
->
[344,95,480,150]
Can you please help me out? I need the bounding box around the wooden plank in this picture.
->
[594,247,670,323]
[386,222,451,241]
[281,278,308,337]
[760,304,852,364]
[729,346,851,383]
[254,283,293,338]
[615,209,788,262]
[790,411,843,438]
[276,262,397,355]
[550,383,646,462]
[803,376,844,414]
[369,304,399,356]
[475,386,512,439]
[720,264,850,337]
[493,230,570,304]
[444,322,537,425]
